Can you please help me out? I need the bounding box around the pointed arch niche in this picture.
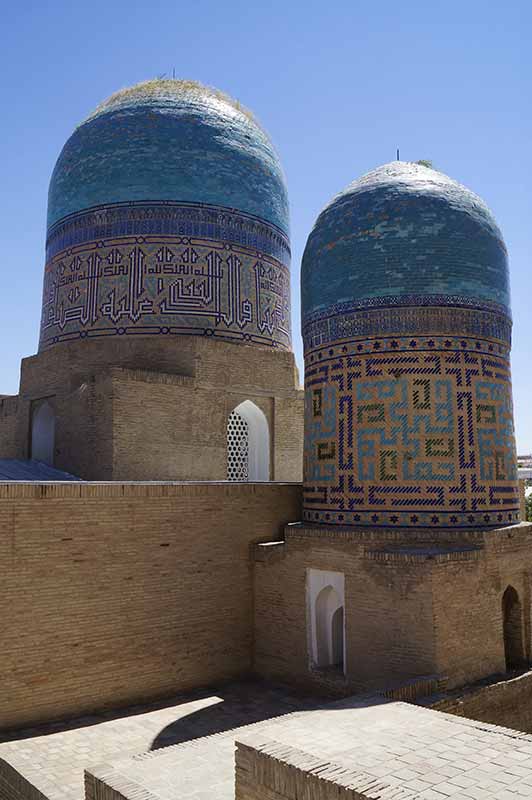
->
[31,400,55,465]
[502,585,525,671]
[307,569,345,673]
[226,400,270,481]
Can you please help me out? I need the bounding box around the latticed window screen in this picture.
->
[227,410,250,480]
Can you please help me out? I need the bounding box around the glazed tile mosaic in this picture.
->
[303,327,519,527]
[301,162,520,528]
[48,81,289,234]
[301,163,510,317]
[40,202,291,350]
[41,79,291,352]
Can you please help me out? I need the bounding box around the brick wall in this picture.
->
[254,522,532,695]
[110,369,303,482]
[0,481,301,731]
[5,336,304,482]
[0,759,45,800]
[254,526,439,694]
[431,669,532,733]
[431,528,532,688]
[0,397,19,459]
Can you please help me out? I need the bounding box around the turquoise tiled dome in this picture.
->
[301,161,510,321]
[301,162,519,531]
[47,79,289,234]
[40,80,292,352]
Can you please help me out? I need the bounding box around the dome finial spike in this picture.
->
[396,148,400,161]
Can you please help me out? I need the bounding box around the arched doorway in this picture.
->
[31,401,55,465]
[227,400,269,481]
[315,585,344,670]
[502,585,524,671]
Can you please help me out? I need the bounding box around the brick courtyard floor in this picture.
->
[88,695,532,800]
[0,680,318,800]
[3,681,532,800]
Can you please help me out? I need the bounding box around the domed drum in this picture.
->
[41,80,291,351]
[301,162,519,528]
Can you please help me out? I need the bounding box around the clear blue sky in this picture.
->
[2,0,531,448]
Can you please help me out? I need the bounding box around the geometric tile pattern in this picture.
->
[303,297,512,349]
[303,318,520,528]
[40,202,291,351]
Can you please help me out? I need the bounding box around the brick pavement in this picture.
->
[86,695,532,800]
[4,682,532,800]
[0,681,317,800]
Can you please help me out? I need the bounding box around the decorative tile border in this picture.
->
[303,302,512,349]
[46,201,290,266]
[40,203,291,352]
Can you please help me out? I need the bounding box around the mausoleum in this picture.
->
[302,161,519,528]
[0,80,303,481]
[1,83,532,800]
[253,161,530,697]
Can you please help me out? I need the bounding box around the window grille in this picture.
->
[227,410,249,480]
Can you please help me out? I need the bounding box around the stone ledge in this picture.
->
[254,541,286,562]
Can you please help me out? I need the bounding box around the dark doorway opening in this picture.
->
[502,585,525,671]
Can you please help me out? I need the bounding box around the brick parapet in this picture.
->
[426,668,532,733]
[376,674,447,701]
[0,480,302,500]
[235,736,417,800]
[85,763,160,800]
[0,758,49,800]
[285,520,532,549]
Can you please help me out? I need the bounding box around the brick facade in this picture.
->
[0,397,19,459]
[0,336,303,481]
[0,481,301,730]
[253,522,532,694]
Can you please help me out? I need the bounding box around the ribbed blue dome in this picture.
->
[47,79,289,234]
[301,161,510,322]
